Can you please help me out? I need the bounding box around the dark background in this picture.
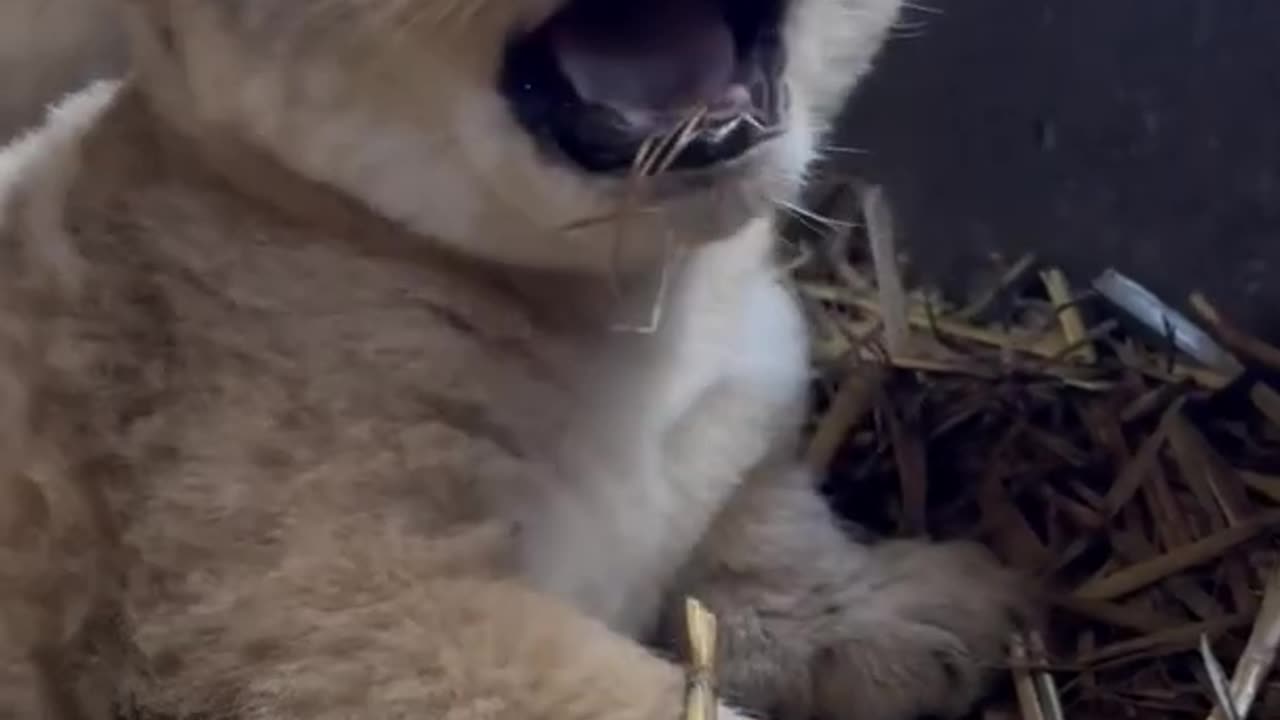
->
[829,0,1280,341]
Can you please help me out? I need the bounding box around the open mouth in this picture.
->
[500,0,789,176]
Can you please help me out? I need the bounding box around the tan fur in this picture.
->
[1,2,1031,719]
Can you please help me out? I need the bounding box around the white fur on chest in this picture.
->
[516,220,810,636]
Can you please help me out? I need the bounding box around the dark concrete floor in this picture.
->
[829,0,1280,342]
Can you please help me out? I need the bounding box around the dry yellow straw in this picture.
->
[861,185,909,358]
[1205,566,1280,720]
[1010,634,1048,720]
[1041,268,1097,364]
[683,597,719,720]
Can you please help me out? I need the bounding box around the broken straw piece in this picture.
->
[1092,269,1242,375]
[1206,567,1280,720]
[861,185,910,358]
[1200,634,1242,720]
[684,597,719,720]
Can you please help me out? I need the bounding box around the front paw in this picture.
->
[809,540,1034,720]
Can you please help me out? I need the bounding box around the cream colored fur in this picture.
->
[1,2,1031,719]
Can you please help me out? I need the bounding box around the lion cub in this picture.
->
[0,1,1028,719]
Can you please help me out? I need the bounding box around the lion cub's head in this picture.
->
[122,0,901,271]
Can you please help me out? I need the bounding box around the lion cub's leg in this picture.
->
[0,488,118,719]
[0,637,50,720]
[122,524,746,720]
[662,467,1033,720]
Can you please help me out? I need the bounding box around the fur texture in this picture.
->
[0,2,1031,719]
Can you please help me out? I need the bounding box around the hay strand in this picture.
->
[861,185,910,357]
[1206,567,1280,720]
[683,597,719,720]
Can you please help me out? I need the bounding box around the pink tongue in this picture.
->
[547,1,737,121]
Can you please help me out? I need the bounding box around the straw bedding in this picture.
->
[781,176,1280,720]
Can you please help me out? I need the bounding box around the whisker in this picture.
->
[816,144,870,157]
[901,2,945,16]
[774,198,863,231]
